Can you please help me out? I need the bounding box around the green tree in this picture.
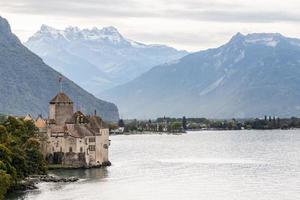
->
[118,119,125,127]
[0,144,16,183]
[182,116,187,130]
[11,147,27,179]
[0,125,8,144]
[0,117,47,198]
[24,138,47,175]
[0,170,12,200]
[171,122,182,132]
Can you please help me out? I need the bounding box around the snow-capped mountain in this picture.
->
[0,16,119,121]
[102,33,300,119]
[25,25,188,94]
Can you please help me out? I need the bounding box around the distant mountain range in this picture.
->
[0,16,119,121]
[25,25,188,94]
[102,32,300,119]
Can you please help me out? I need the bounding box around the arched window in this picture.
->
[69,147,73,152]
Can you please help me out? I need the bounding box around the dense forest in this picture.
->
[0,116,47,199]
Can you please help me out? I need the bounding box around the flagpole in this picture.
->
[59,76,63,93]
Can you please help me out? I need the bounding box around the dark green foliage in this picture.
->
[170,122,182,132]
[24,138,47,175]
[11,148,27,179]
[118,119,125,127]
[182,116,187,130]
[0,114,6,124]
[0,125,8,144]
[0,145,13,171]
[0,170,11,200]
[0,117,47,198]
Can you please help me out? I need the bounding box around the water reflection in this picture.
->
[51,167,109,180]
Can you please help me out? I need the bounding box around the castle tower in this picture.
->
[49,92,74,125]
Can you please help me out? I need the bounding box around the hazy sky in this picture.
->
[1,0,300,51]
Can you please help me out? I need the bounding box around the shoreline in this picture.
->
[112,128,300,136]
[47,161,112,170]
[111,131,185,135]
[7,175,80,194]
[6,162,112,197]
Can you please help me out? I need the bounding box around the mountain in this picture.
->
[102,32,300,119]
[0,16,119,121]
[25,25,188,94]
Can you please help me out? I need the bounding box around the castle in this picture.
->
[29,92,111,168]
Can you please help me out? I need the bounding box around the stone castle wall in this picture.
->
[49,103,73,125]
[47,152,87,168]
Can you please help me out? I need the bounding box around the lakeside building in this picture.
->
[26,92,111,168]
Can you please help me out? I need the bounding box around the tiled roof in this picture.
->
[35,116,47,128]
[66,111,89,124]
[24,114,33,121]
[66,124,95,138]
[88,115,109,130]
[50,125,66,133]
[50,92,73,104]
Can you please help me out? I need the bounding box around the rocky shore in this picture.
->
[9,175,79,192]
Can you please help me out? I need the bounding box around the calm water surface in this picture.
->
[8,130,300,200]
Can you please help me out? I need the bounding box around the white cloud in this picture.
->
[1,0,300,50]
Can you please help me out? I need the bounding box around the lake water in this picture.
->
[8,130,300,200]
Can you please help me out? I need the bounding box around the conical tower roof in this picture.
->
[50,92,73,104]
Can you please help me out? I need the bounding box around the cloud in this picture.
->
[1,0,300,23]
[2,0,300,50]
[129,30,232,51]
[164,9,300,23]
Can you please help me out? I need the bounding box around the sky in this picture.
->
[1,0,300,51]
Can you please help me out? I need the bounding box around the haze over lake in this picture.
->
[9,130,300,200]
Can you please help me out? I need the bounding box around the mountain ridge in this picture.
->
[25,25,188,94]
[0,16,119,121]
[102,32,300,119]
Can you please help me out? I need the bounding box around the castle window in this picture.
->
[69,147,73,152]
[89,137,96,143]
[80,147,83,153]
[89,145,96,151]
